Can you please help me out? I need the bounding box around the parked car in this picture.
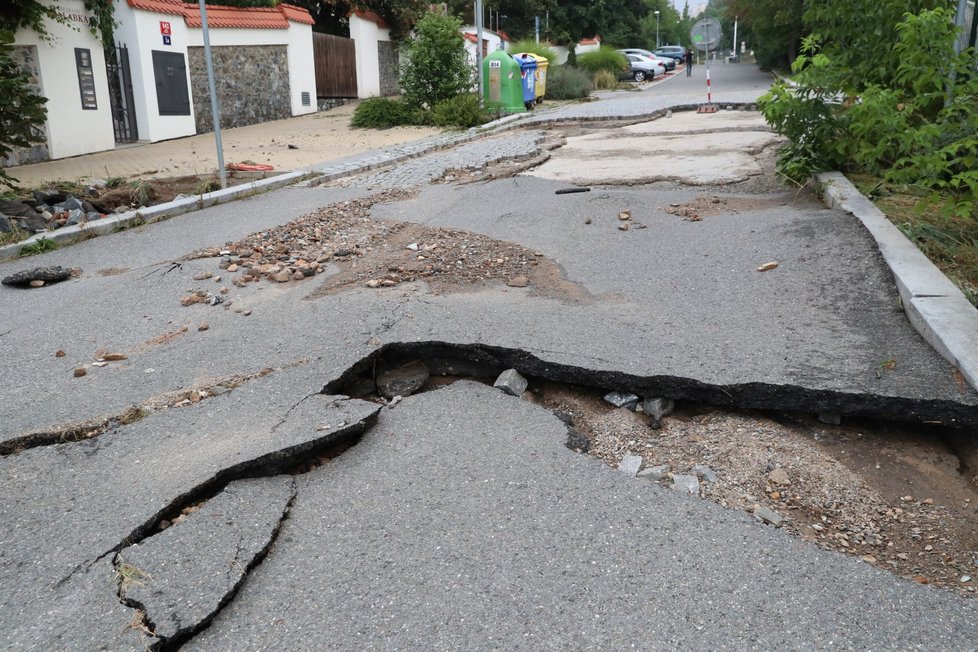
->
[617,48,676,71]
[654,45,687,62]
[617,54,665,82]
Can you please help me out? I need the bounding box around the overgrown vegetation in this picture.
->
[507,39,557,63]
[592,69,620,90]
[351,97,421,129]
[432,93,488,129]
[0,30,48,190]
[575,46,628,75]
[545,65,593,100]
[19,236,58,256]
[759,4,978,306]
[400,11,471,110]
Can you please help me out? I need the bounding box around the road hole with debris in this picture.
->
[324,342,978,597]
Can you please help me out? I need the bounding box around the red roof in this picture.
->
[462,32,477,43]
[184,5,288,29]
[352,9,388,29]
[579,36,601,46]
[127,0,314,29]
[279,3,314,25]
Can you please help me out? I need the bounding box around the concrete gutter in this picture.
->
[817,171,978,392]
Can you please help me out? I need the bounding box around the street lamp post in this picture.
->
[654,10,660,49]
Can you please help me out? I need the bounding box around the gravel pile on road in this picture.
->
[527,381,978,597]
[187,189,584,299]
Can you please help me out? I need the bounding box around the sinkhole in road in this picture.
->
[326,340,978,597]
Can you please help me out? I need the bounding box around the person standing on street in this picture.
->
[685,48,693,76]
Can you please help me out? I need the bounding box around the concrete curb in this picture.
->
[0,170,311,263]
[816,171,978,392]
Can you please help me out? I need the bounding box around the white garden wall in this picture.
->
[11,0,115,161]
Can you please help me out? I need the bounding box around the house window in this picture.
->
[152,50,190,116]
[75,48,98,110]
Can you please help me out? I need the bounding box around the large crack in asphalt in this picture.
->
[325,341,978,430]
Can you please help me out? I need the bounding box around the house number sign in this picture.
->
[160,20,172,45]
[74,48,97,110]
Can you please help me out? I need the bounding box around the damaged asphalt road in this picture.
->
[1,63,977,649]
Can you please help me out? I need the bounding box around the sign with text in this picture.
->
[160,21,171,35]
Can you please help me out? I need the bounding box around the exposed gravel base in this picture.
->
[526,381,978,598]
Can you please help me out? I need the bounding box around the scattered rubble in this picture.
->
[186,190,588,301]
[525,380,978,597]
[618,454,646,477]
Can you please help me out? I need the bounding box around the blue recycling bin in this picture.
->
[515,54,537,108]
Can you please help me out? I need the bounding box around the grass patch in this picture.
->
[0,226,30,246]
[115,560,152,594]
[852,174,978,308]
[19,237,58,256]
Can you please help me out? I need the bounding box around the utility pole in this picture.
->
[475,0,484,107]
[732,16,737,61]
[655,10,660,49]
[198,0,226,189]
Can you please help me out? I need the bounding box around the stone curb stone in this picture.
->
[816,171,978,392]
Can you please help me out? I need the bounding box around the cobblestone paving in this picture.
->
[327,131,547,189]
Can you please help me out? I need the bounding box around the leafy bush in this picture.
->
[400,12,472,110]
[592,69,619,90]
[351,97,419,129]
[576,46,628,75]
[431,94,487,129]
[0,30,48,190]
[508,40,557,64]
[545,65,593,100]
[760,9,978,216]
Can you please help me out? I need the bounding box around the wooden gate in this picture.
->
[313,33,358,98]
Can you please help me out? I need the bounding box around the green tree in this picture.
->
[400,11,470,109]
[803,0,954,90]
[0,30,48,189]
[726,0,804,70]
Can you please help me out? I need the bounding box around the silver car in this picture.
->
[618,48,676,71]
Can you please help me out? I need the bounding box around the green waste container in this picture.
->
[483,50,525,114]
[516,52,549,103]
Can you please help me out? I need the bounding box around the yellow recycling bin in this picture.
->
[516,52,549,103]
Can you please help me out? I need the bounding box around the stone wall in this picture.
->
[377,40,400,97]
[3,46,51,167]
[317,98,353,111]
[187,45,291,133]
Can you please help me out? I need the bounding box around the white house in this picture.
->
[6,0,317,165]
[348,10,401,98]
[461,26,509,67]
[114,0,317,142]
[8,0,116,165]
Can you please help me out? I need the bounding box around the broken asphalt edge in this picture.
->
[0,95,754,263]
[325,341,978,429]
[816,172,978,393]
[102,401,380,564]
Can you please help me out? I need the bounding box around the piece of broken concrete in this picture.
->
[754,507,784,527]
[637,465,670,481]
[604,391,640,410]
[376,361,430,400]
[493,369,528,397]
[671,474,700,495]
[118,476,296,642]
[642,397,674,424]
[618,454,646,477]
[692,464,718,484]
